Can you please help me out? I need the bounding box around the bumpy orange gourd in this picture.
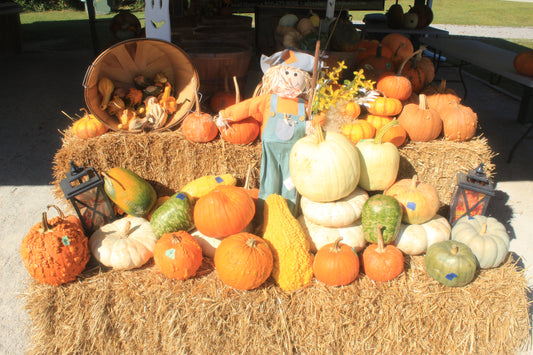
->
[340,119,376,144]
[439,101,478,142]
[194,185,255,238]
[21,209,90,286]
[313,238,360,286]
[366,97,403,117]
[362,225,404,282]
[181,91,219,143]
[398,94,442,142]
[513,51,533,76]
[153,231,203,280]
[72,108,108,139]
[214,233,273,290]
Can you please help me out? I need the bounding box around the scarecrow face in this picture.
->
[269,65,310,99]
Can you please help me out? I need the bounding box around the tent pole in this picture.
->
[86,0,99,56]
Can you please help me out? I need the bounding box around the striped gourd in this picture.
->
[262,194,313,292]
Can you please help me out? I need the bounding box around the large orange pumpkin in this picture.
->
[513,51,533,76]
[193,185,256,238]
[439,101,478,142]
[357,44,394,80]
[381,33,414,70]
[356,39,393,65]
[214,232,273,290]
[313,238,360,286]
[398,94,442,142]
[153,231,203,280]
[423,80,461,113]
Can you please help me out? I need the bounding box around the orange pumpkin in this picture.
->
[153,231,203,280]
[423,80,461,113]
[376,71,413,101]
[341,101,362,120]
[398,94,442,142]
[362,225,404,282]
[439,101,478,142]
[219,117,260,145]
[381,119,407,147]
[365,114,393,132]
[366,97,403,117]
[21,209,90,286]
[181,92,219,143]
[214,233,273,290]
[357,44,394,81]
[356,39,393,65]
[193,185,256,238]
[401,59,426,93]
[72,108,108,139]
[513,51,533,76]
[313,238,360,286]
[381,33,414,70]
[340,119,376,144]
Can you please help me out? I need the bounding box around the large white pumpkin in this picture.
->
[300,187,369,228]
[289,130,360,202]
[298,215,366,253]
[89,216,157,270]
[394,215,451,255]
[451,215,510,268]
[356,132,399,191]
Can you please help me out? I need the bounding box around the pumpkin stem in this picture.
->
[376,225,385,253]
[171,233,183,244]
[451,244,458,255]
[331,237,344,253]
[374,119,399,144]
[480,223,487,236]
[194,90,201,115]
[418,94,428,110]
[41,211,52,233]
[397,47,425,75]
[245,237,257,248]
[46,205,66,220]
[439,79,447,93]
[233,76,241,104]
[122,220,132,237]
[411,175,419,188]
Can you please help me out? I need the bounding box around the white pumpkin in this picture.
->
[451,215,510,268]
[394,215,451,255]
[300,187,369,228]
[290,130,360,202]
[298,215,366,253]
[89,216,157,270]
[356,136,399,191]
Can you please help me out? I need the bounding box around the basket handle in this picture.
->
[82,63,96,89]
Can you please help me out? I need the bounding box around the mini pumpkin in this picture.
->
[71,108,108,139]
[214,233,273,290]
[362,225,404,282]
[153,231,203,280]
[313,238,360,286]
[181,91,219,143]
[21,208,90,286]
[366,97,403,117]
[425,240,477,287]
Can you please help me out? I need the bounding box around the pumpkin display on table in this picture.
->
[451,215,510,268]
[362,225,404,282]
[193,185,255,239]
[89,216,157,270]
[70,108,108,139]
[103,167,157,217]
[394,215,451,256]
[150,192,194,238]
[361,194,403,244]
[214,232,273,290]
[513,50,533,76]
[313,238,360,286]
[356,121,400,191]
[384,175,440,225]
[262,194,314,292]
[408,1,434,29]
[425,240,478,287]
[298,215,366,253]
[289,124,361,203]
[181,91,219,143]
[153,231,203,280]
[439,101,478,142]
[398,93,443,142]
[21,207,90,286]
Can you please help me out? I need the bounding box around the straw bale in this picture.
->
[22,256,530,354]
[52,130,495,207]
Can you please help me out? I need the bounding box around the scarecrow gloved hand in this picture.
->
[214,114,230,130]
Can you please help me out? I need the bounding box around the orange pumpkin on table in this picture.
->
[513,51,533,76]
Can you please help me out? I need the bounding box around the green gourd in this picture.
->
[361,194,402,244]
[150,192,194,238]
[425,240,478,287]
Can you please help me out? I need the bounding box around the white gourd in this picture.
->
[298,215,366,253]
[394,215,451,255]
[190,222,253,258]
[89,216,157,270]
[300,187,369,227]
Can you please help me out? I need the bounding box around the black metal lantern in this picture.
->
[449,163,496,226]
[60,162,116,234]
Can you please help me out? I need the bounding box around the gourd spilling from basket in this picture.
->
[97,73,181,132]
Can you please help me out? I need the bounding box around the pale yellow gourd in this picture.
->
[262,194,313,292]
[181,174,237,201]
[394,215,451,255]
[98,77,114,110]
[298,215,366,253]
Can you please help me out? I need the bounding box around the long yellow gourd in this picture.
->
[181,174,237,201]
[262,194,314,291]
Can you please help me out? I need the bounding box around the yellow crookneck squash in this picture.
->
[262,194,314,292]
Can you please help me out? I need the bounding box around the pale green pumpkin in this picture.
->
[356,121,400,191]
[290,127,360,203]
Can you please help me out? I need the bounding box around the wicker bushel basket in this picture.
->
[83,38,199,132]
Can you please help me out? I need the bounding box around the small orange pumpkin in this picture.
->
[423,80,461,113]
[513,51,533,76]
[381,119,407,147]
[313,238,360,286]
[153,231,203,280]
[398,94,442,142]
[362,225,404,282]
[181,91,219,143]
[71,108,108,139]
[341,101,362,120]
[340,119,376,144]
[214,233,273,290]
[365,114,393,132]
[366,97,403,117]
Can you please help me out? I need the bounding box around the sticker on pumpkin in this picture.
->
[175,193,186,200]
[445,272,458,281]
[215,176,223,183]
[406,202,416,211]
[62,236,71,246]
[165,248,176,260]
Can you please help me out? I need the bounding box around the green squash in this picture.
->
[425,240,478,287]
[103,167,157,217]
[150,192,194,238]
[361,194,402,244]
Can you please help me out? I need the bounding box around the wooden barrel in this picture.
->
[83,38,198,132]
[192,26,254,47]
[180,41,253,98]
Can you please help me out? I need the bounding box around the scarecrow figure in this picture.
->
[216,49,318,215]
